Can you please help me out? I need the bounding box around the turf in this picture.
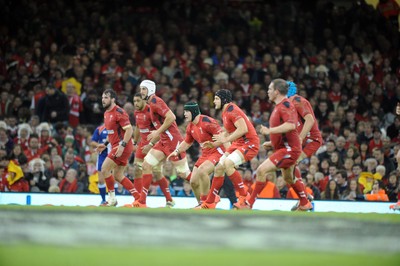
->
[1,205,399,266]
[1,204,400,223]
[0,245,399,266]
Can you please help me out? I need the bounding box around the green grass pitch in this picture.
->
[0,205,399,266]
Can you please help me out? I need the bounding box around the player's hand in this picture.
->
[147,130,158,142]
[260,125,270,135]
[396,102,400,115]
[167,150,178,161]
[95,144,106,153]
[115,145,124,158]
[212,133,227,143]
[142,144,152,154]
[262,141,272,150]
[202,141,214,149]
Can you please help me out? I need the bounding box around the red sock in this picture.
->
[294,166,301,179]
[186,172,192,181]
[105,175,115,192]
[120,177,140,200]
[157,177,173,202]
[200,194,207,202]
[229,170,247,196]
[248,181,267,206]
[206,176,224,204]
[134,177,142,194]
[292,168,308,205]
[289,167,302,197]
[140,174,153,204]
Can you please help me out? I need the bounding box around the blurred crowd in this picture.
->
[0,0,400,202]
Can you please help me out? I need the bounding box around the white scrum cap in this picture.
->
[140,79,156,97]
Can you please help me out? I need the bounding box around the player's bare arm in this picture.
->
[94,136,108,153]
[167,141,191,161]
[203,132,226,148]
[299,113,314,141]
[147,110,176,142]
[93,141,105,154]
[133,126,140,145]
[115,125,133,158]
[142,135,160,154]
[202,139,226,149]
[213,118,248,143]
[269,122,296,134]
[262,141,272,150]
[259,125,270,135]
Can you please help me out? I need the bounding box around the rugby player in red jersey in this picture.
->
[95,89,137,206]
[237,79,313,211]
[167,101,226,205]
[127,92,174,206]
[133,80,191,208]
[287,81,322,211]
[198,89,260,209]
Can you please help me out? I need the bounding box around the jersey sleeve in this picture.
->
[116,107,131,128]
[225,105,244,125]
[184,124,194,144]
[232,106,245,124]
[279,101,297,124]
[293,96,311,118]
[205,117,222,135]
[151,97,170,117]
[91,128,100,142]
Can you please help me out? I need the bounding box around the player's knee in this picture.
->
[97,173,105,184]
[134,166,142,178]
[256,168,266,180]
[197,165,209,177]
[190,177,200,189]
[175,161,190,178]
[283,175,294,185]
[256,167,272,182]
[141,161,151,172]
[100,165,111,177]
[153,170,162,180]
[223,159,235,171]
[214,163,225,176]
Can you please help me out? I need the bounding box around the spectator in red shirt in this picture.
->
[369,127,383,153]
[59,168,79,193]
[24,134,49,163]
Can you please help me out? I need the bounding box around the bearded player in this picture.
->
[95,89,138,206]
[128,92,174,207]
